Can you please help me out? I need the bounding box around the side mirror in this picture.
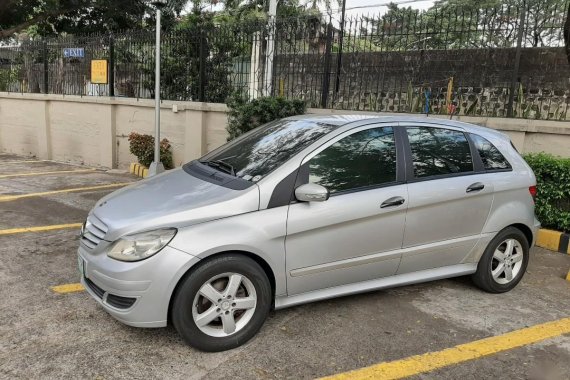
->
[295,183,330,202]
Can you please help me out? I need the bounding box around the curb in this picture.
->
[129,163,148,178]
[536,229,570,255]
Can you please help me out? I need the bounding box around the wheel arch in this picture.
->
[167,250,277,324]
[509,223,534,247]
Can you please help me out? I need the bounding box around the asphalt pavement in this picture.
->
[1,154,569,379]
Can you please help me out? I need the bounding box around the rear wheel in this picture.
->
[472,227,529,293]
[172,254,271,352]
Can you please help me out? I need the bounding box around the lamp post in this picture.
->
[148,0,167,176]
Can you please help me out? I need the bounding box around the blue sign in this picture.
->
[63,48,85,58]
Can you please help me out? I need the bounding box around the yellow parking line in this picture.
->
[0,182,129,202]
[51,283,85,294]
[0,169,96,179]
[0,223,82,236]
[322,317,570,380]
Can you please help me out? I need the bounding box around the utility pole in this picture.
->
[148,0,167,177]
[263,0,277,96]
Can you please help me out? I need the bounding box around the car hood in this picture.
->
[92,168,259,241]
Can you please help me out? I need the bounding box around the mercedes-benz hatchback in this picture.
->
[78,115,539,351]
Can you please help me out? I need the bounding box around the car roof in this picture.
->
[285,114,510,142]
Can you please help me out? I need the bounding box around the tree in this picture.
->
[361,0,568,51]
[564,4,570,64]
[0,0,188,40]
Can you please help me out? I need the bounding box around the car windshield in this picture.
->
[200,119,338,182]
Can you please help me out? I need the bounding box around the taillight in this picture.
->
[529,186,537,202]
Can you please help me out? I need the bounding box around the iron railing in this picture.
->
[0,0,568,119]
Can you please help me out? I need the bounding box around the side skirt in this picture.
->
[274,263,477,310]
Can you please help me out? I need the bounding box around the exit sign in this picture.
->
[63,48,85,58]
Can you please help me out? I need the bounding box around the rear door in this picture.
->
[285,124,408,295]
[397,124,494,274]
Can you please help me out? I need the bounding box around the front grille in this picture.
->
[106,294,137,309]
[85,278,105,299]
[81,215,108,249]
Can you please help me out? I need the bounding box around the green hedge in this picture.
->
[524,153,570,233]
[226,94,306,140]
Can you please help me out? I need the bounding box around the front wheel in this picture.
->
[172,254,272,352]
[472,227,529,293]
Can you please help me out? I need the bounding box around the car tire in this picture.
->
[172,254,272,352]
[472,227,530,293]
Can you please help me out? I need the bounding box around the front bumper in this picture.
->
[78,244,200,328]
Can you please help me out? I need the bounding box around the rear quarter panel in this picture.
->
[479,143,536,249]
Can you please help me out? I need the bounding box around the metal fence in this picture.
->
[1,0,569,119]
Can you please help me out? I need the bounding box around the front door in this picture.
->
[285,125,408,295]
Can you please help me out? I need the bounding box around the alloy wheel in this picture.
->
[192,272,257,338]
[491,238,524,285]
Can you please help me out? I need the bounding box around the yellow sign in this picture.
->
[91,60,108,84]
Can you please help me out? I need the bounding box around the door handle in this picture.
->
[381,196,405,208]
[466,182,485,193]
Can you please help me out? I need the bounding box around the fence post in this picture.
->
[507,4,526,118]
[321,22,333,109]
[109,35,115,97]
[43,41,48,94]
[199,31,206,102]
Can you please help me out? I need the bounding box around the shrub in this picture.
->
[128,132,174,169]
[524,153,570,232]
[226,94,306,140]
[0,68,17,92]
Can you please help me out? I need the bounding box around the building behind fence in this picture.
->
[1,1,569,120]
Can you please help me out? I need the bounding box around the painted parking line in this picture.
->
[0,182,129,202]
[322,317,570,380]
[0,168,96,179]
[51,283,85,294]
[0,223,82,236]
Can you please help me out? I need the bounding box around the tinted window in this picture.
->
[407,127,473,178]
[309,127,397,193]
[471,134,512,170]
[201,119,338,182]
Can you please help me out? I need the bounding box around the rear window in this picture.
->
[470,134,512,171]
[200,119,338,182]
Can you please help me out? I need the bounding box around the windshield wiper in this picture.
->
[200,160,236,176]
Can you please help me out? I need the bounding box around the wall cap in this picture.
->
[0,92,229,112]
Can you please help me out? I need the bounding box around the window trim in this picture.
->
[298,123,405,196]
[401,124,478,183]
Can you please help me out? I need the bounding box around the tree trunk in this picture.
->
[564,5,570,64]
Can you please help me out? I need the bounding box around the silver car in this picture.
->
[78,115,539,351]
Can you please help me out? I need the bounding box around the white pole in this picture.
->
[263,0,277,96]
[149,7,165,176]
[249,31,261,100]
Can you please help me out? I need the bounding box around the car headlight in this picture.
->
[107,228,177,262]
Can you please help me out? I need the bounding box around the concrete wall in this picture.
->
[1,93,569,170]
[0,93,229,169]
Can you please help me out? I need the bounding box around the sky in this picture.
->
[327,0,435,18]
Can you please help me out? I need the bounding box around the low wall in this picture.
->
[0,93,228,169]
[1,93,569,169]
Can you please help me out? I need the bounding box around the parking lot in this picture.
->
[1,153,569,380]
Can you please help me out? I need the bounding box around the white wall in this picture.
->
[1,93,569,170]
